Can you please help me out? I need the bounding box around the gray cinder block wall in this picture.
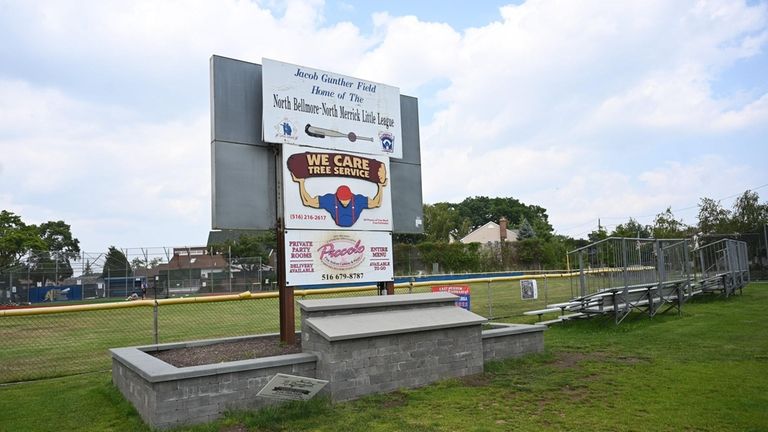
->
[110,335,316,430]
[298,293,487,401]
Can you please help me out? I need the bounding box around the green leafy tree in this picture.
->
[423,203,471,242]
[29,220,81,284]
[516,238,545,269]
[216,232,276,273]
[131,257,164,273]
[731,190,767,233]
[587,225,608,243]
[0,210,46,270]
[416,242,481,273]
[102,247,130,277]
[651,207,689,239]
[612,218,651,238]
[697,197,733,234]
[541,235,572,269]
[456,196,554,237]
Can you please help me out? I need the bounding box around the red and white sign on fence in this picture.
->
[431,285,471,310]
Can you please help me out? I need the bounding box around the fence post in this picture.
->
[544,274,548,307]
[487,279,493,319]
[153,298,159,345]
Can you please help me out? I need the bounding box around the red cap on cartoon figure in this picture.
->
[336,185,353,200]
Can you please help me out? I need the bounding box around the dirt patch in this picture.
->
[151,336,302,368]
[550,351,610,369]
[550,352,589,369]
[615,355,648,365]
[380,390,408,408]
[459,373,493,387]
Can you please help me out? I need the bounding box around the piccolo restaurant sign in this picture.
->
[283,144,392,231]
[262,58,402,158]
[284,230,393,287]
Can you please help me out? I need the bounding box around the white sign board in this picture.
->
[520,279,538,300]
[285,230,393,286]
[283,144,392,231]
[257,373,328,401]
[262,58,402,158]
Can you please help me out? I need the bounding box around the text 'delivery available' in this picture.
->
[284,230,393,286]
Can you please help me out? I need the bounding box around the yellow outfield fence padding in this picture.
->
[0,270,586,383]
[0,271,589,318]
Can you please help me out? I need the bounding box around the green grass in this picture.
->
[1,282,766,431]
[0,278,576,383]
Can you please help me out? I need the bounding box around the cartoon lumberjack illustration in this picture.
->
[291,164,387,228]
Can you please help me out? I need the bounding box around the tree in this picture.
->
[587,225,608,243]
[0,210,46,270]
[612,218,651,238]
[423,203,471,242]
[83,260,94,276]
[131,256,164,272]
[697,197,733,234]
[102,247,131,277]
[29,220,81,283]
[456,196,554,237]
[731,190,767,233]
[216,232,276,273]
[651,207,689,239]
[516,238,545,269]
[416,242,481,273]
[516,218,536,240]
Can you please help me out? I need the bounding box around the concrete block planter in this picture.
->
[110,334,317,429]
[111,293,547,429]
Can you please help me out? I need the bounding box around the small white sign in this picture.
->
[262,58,402,158]
[521,279,538,300]
[257,373,328,401]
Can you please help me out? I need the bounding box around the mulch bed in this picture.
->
[150,336,302,368]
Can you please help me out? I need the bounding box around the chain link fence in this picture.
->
[0,271,578,383]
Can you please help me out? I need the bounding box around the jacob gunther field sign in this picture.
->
[262,58,402,159]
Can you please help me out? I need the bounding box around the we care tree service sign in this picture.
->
[282,144,392,231]
[262,58,402,159]
[284,230,393,286]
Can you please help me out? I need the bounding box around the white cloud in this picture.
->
[1,0,767,251]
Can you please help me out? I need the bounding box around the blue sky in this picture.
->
[1,0,767,251]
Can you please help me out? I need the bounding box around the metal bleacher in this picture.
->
[526,237,749,326]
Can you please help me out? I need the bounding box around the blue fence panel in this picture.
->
[29,285,83,303]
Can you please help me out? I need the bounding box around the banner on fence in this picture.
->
[431,285,471,310]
